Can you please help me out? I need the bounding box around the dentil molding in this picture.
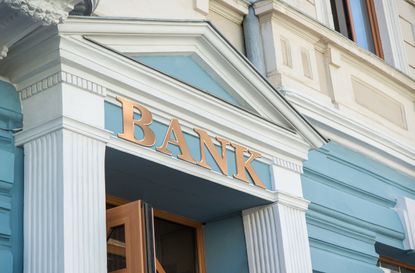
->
[18,71,107,100]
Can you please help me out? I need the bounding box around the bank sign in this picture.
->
[105,97,272,189]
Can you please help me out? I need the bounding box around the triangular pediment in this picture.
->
[63,18,325,148]
[132,54,257,113]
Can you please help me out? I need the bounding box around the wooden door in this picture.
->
[107,201,146,273]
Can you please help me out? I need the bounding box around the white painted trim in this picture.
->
[254,0,415,90]
[23,128,107,273]
[284,89,415,177]
[273,157,303,174]
[15,116,111,146]
[243,194,312,273]
[315,0,334,29]
[54,18,325,148]
[374,0,409,73]
[209,0,248,24]
[395,197,415,250]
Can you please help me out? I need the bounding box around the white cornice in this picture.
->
[209,0,248,24]
[284,89,415,177]
[254,0,415,94]
[56,18,326,149]
[243,191,310,214]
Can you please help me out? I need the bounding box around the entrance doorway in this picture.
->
[106,197,206,273]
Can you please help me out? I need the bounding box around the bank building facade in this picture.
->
[0,1,415,273]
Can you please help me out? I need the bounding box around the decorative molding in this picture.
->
[243,199,313,273]
[309,238,379,264]
[59,19,325,148]
[15,116,111,146]
[275,191,310,211]
[19,72,61,100]
[303,167,397,208]
[209,0,246,24]
[61,71,106,96]
[306,209,377,244]
[309,203,405,241]
[23,128,107,273]
[324,152,415,196]
[273,157,303,173]
[19,71,107,100]
[395,197,415,250]
[3,0,78,25]
[284,89,415,178]
[254,0,415,89]
[351,76,407,129]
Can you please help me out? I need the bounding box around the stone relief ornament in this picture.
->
[1,0,80,24]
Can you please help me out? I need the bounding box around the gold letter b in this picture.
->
[117,96,156,147]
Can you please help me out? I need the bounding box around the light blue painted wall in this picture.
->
[203,215,249,273]
[104,101,273,189]
[131,55,256,113]
[0,81,23,273]
[303,142,415,273]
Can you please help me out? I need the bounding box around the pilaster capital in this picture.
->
[14,116,111,146]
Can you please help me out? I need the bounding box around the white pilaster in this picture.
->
[20,120,109,273]
[243,194,312,273]
[243,160,313,273]
[15,70,110,273]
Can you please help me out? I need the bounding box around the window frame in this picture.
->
[332,0,384,58]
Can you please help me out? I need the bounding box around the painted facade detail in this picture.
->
[1,1,415,273]
[114,96,269,189]
[303,142,415,273]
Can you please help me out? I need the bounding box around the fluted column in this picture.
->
[21,123,108,273]
[243,194,312,273]
[243,160,313,273]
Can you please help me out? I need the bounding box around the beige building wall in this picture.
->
[207,0,247,54]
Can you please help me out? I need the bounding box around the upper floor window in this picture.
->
[330,0,383,58]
